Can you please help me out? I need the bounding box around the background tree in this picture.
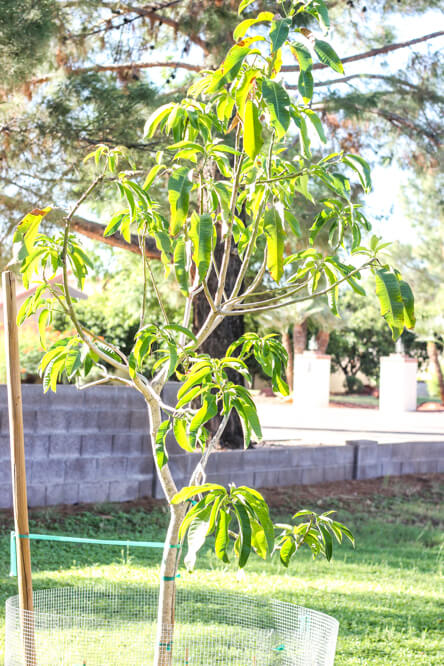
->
[391,171,444,402]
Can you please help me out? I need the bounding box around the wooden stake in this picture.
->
[2,271,37,665]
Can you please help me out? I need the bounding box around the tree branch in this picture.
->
[26,31,443,89]
[281,31,444,72]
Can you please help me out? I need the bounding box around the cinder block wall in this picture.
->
[0,385,154,508]
[1,384,443,507]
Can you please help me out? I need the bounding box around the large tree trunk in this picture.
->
[427,340,444,404]
[193,239,245,449]
[293,321,308,355]
[316,329,330,354]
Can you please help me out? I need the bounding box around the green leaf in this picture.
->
[270,18,292,53]
[38,308,50,350]
[168,167,193,235]
[290,43,312,71]
[233,12,274,41]
[343,154,372,193]
[13,207,52,252]
[297,70,314,104]
[399,278,415,329]
[208,45,251,93]
[189,212,213,281]
[238,0,256,14]
[143,103,175,137]
[250,519,268,559]
[264,207,285,283]
[143,164,165,190]
[65,349,82,380]
[319,524,333,561]
[284,210,301,237]
[280,536,296,567]
[177,364,212,400]
[173,418,194,452]
[243,101,263,160]
[189,393,218,435]
[233,502,252,568]
[375,268,405,340]
[314,39,344,74]
[184,503,213,570]
[261,80,290,140]
[303,109,326,143]
[215,509,230,563]
[173,239,189,295]
[172,483,226,504]
[155,420,170,469]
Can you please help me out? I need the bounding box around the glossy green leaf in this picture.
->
[13,207,52,252]
[264,207,285,283]
[208,45,251,93]
[172,483,226,504]
[233,502,252,568]
[261,80,290,140]
[155,420,170,469]
[173,418,194,452]
[238,0,255,14]
[270,18,291,53]
[290,43,312,71]
[298,69,314,104]
[399,278,415,329]
[189,212,213,281]
[314,39,344,73]
[343,154,372,193]
[168,167,193,235]
[375,268,405,340]
[243,100,263,160]
[215,509,230,563]
[173,239,189,295]
[233,12,274,41]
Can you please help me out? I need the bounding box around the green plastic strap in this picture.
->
[9,531,166,577]
[159,642,172,651]
[169,544,181,549]
[16,533,164,548]
[162,576,177,581]
[186,499,197,506]
[273,644,286,652]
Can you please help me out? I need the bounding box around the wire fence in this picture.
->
[5,585,339,665]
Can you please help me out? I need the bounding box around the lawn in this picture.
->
[0,475,442,665]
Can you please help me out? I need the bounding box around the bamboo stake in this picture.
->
[2,271,37,665]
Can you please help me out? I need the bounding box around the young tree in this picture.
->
[11,2,415,663]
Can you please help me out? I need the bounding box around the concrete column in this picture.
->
[293,351,331,409]
[379,354,417,412]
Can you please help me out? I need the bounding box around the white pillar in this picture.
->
[379,354,418,412]
[293,351,331,409]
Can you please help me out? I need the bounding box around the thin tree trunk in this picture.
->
[427,341,444,404]
[282,330,293,390]
[143,397,186,666]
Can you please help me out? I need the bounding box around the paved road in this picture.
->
[255,399,444,445]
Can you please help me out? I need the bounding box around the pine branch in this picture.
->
[281,31,444,72]
[27,30,442,90]
[101,1,209,54]
[307,73,423,89]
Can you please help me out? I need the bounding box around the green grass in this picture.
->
[330,394,442,408]
[0,477,442,664]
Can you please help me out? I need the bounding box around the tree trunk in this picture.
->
[427,341,444,404]
[154,504,187,666]
[193,239,245,449]
[316,329,330,354]
[282,330,294,390]
[293,321,308,355]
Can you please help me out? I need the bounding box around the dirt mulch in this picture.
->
[1,475,442,523]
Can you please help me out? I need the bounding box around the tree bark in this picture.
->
[316,329,330,355]
[427,341,444,404]
[293,321,308,355]
[193,240,245,449]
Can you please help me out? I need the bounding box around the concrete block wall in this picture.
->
[0,385,154,508]
[1,384,443,507]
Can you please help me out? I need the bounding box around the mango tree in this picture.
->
[11,1,414,664]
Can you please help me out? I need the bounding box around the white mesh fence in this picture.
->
[5,585,338,665]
